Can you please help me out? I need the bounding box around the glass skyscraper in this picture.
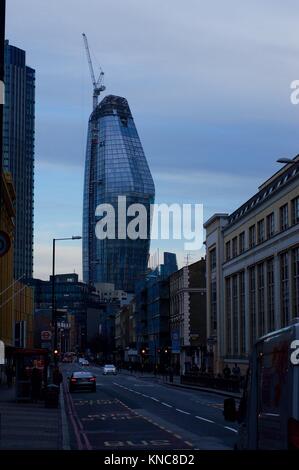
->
[83,95,155,292]
[3,41,35,279]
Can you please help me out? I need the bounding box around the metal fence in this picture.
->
[181,373,243,393]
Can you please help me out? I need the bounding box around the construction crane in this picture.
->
[82,32,106,110]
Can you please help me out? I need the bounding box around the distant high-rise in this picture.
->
[3,41,35,279]
[83,95,155,292]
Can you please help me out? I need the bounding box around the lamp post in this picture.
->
[277,156,299,165]
[52,236,82,364]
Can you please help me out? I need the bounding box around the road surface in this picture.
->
[62,363,238,450]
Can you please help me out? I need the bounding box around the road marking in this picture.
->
[112,380,219,431]
[176,408,190,415]
[224,426,238,433]
[111,398,192,448]
[195,416,214,423]
[184,441,193,447]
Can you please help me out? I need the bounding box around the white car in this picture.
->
[79,358,89,366]
[103,364,117,375]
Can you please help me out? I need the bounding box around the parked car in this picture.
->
[68,371,96,392]
[224,319,299,449]
[103,364,117,375]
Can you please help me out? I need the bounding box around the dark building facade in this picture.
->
[3,41,35,279]
[83,95,155,292]
[29,274,90,352]
[169,258,207,374]
[134,253,178,369]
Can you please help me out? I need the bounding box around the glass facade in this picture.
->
[83,95,155,292]
[3,41,35,279]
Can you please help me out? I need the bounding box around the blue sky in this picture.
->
[6,0,299,279]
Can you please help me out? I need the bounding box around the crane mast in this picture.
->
[82,33,105,110]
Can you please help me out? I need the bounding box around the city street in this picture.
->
[62,364,238,450]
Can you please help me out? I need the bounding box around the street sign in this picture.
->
[0,230,11,257]
[41,330,52,341]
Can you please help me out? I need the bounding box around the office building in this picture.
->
[82,95,155,292]
[205,156,299,374]
[169,258,207,374]
[3,41,35,279]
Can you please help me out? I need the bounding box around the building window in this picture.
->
[211,280,217,331]
[232,237,238,258]
[291,197,299,225]
[257,263,265,337]
[239,271,246,355]
[239,231,245,254]
[249,225,256,248]
[280,252,290,327]
[225,241,231,261]
[280,204,289,231]
[249,266,256,347]
[266,212,275,239]
[292,247,299,317]
[267,258,275,332]
[232,275,239,355]
[225,277,231,355]
[210,248,216,271]
[257,219,265,244]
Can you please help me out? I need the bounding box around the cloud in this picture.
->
[34,243,82,281]
[6,1,299,278]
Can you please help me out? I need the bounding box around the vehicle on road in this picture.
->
[68,371,96,392]
[224,319,299,449]
[103,364,117,375]
[79,358,89,366]
[63,352,76,363]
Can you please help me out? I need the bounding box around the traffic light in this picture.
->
[53,349,59,360]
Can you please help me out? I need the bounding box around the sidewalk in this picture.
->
[119,369,242,398]
[0,383,67,450]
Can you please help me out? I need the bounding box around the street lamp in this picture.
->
[277,156,299,165]
[52,236,82,364]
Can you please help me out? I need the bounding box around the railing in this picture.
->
[181,373,243,393]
